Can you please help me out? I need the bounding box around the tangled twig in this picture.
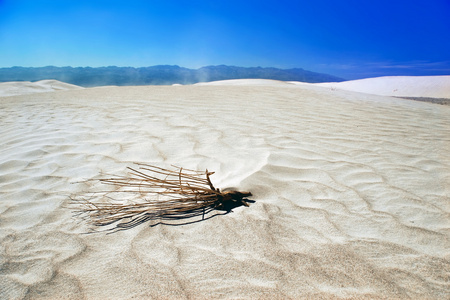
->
[71,163,252,232]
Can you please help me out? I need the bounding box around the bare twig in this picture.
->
[71,163,252,232]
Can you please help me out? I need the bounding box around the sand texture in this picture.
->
[0,80,83,97]
[1,79,449,299]
[315,75,450,98]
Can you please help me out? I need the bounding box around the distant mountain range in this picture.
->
[0,65,344,87]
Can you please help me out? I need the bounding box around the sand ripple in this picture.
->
[0,84,449,299]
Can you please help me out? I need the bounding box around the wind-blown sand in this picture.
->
[0,80,83,97]
[1,78,449,299]
[314,75,450,98]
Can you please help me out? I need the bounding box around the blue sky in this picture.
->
[1,0,449,79]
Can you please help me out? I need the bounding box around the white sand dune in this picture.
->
[0,79,449,299]
[196,78,292,86]
[313,75,450,98]
[0,79,83,97]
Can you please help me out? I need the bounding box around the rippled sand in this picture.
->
[1,80,449,299]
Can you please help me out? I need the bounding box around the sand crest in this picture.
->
[0,79,449,299]
[314,75,450,98]
[0,80,83,97]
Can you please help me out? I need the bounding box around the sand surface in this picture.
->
[314,75,450,98]
[0,80,83,97]
[1,79,449,299]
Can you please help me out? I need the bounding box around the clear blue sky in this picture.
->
[1,0,449,79]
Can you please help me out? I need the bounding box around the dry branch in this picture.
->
[71,163,252,232]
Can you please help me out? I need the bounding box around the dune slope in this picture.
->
[0,82,449,299]
[316,75,450,98]
[0,80,83,97]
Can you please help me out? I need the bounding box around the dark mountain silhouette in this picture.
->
[0,65,344,87]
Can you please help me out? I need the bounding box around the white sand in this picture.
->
[0,80,83,97]
[313,75,450,98]
[196,78,292,86]
[1,79,449,299]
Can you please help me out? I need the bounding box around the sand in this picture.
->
[0,78,449,299]
[0,80,83,97]
[313,75,450,98]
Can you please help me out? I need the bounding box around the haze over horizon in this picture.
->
[1,0,449,80]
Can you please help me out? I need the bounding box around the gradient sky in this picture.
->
[1,0,449,79]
